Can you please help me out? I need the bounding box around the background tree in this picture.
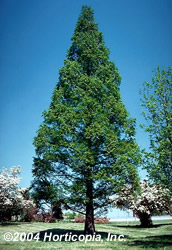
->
[140,66,172,192]
[33,5,141,234]
[31,176,63,220]
[113,179,172,227]
[0,166,34,223]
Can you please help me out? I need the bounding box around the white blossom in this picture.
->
[0,166,34,221]
[112,179,172,221]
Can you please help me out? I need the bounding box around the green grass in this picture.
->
[0,220,172,249]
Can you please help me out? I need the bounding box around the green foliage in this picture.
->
[140,66,172,191]
[64,211,77,219]
[31,177,64,219]
[33,5,141,216]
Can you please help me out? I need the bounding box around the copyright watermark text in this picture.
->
[4,232,125,243]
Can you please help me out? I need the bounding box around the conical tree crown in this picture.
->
[33,5,140,213]
[68,6,110,76]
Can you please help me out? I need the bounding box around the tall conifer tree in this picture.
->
[33,6,140,234]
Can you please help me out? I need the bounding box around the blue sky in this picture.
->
[0,0,172,218]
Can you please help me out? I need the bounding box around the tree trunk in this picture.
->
[84,176,95,235]
[139,212,152,227]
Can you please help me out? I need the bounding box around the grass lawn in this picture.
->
[0,220,172,250]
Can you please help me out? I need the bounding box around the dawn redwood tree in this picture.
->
[33,6,141,234]
[140,66,172,192]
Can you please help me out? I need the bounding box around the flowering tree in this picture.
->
[0,166,34,223]
[112,179,172,227]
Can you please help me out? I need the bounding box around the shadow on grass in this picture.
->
[111,223,172,228]
[124,235,172,248]
[1,222,27,226]
[33,229,129,242]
